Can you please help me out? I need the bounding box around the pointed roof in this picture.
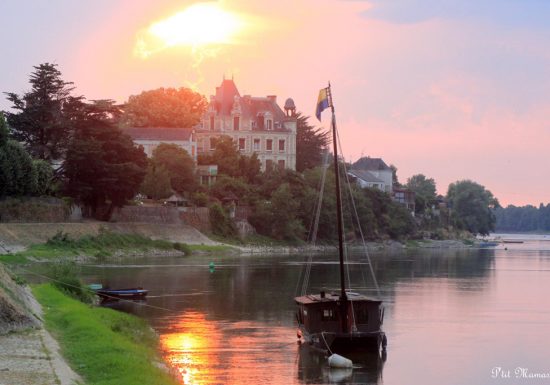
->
[209,78,288,127]
[352,157,391,171]
[214,79,240,115]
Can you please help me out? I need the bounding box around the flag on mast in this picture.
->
[315,87,330,121]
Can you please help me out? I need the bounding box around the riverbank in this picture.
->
[0,263,80,385]
[33,284,179,385]
[0,221,483,263]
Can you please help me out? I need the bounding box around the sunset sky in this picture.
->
[1,0,548,206]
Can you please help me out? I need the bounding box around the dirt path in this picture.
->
[0,327,81,385]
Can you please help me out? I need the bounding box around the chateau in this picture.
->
[196,78,297,171]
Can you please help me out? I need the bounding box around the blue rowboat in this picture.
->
[96,288,148,301]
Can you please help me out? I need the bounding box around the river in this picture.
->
[75,234,550,384]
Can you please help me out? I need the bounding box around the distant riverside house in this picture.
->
[347,169,388,191]
[123,127,197,160]
[197,164,218,187]
[392,187,416,215]
[350,156,415,214]
[195,78,297,171]
[350,157,393,193]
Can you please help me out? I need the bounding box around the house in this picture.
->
[347,169,387,191]
[123,127,197,160]
[351,157,393,192]
[392,188,416,215]
[195,78,297,171]
[197,164,218,187]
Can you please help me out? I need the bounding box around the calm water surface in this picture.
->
[74,235,550,385]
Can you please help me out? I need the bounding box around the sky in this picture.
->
[1,0,548,206]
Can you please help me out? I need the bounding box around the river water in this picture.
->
[74,234,550,385]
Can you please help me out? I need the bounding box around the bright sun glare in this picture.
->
[135,3,245,58]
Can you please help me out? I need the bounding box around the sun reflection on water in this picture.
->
[158,311,299,385]
[160,312,222,385]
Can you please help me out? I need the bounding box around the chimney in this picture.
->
[267,95,277,103]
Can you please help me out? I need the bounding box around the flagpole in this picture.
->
[327,83,348,334]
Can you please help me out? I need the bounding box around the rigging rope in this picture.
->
[336,129,381,297]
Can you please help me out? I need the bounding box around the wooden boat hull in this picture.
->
[300,328,386,354]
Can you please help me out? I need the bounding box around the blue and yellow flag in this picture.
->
[315,88,330,121]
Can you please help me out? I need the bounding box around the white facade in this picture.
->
[196,79,297,171]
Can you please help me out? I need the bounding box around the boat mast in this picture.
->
[327,84,348,311]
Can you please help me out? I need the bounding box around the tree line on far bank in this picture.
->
[1,62,500,241]
[494,204,550,233]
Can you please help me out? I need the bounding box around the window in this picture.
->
[279,139,285,152]
[278,159,285,170]
[233,116,240,131]
[209,138,215,150]
[265,159,273,172]
[238,138,246,151]
[266,119,273,130]
[253,138,260,151]
[266,139,273,151]
[321,308,337,321]
[210,116,215,130]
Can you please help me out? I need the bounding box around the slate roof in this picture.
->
[348,170,384,184]
[123,127,193,141]
[352,157,391,171]
[210,79,287,126]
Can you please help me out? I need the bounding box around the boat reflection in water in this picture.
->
[297,343,385,384]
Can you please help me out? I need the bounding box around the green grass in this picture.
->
[0,230,194,264]
[33,284,178,385]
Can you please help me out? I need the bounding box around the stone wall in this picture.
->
[180,207,210,233]
[110,206,181,224]
[0,198,73,223]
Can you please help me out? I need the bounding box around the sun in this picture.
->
[135,3,245,58]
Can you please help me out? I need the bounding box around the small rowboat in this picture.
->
[96,288,148,301]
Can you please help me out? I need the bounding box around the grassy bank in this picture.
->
[33,284,178,385]
[0,229,236,264]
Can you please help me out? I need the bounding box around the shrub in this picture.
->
[173,242,192,255]
[48,261,93,303]
[209,203,236,237]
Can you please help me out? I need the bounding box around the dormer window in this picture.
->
[233,115,240,131]
[266,119,273,130]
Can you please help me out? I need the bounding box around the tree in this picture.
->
[140,164,172,200]
[198,135,260,181]
[151,143,195,193]
[406,174,437,215]
[390,164,401,188]
[4,63,79,162]
[295,113,329,172]
[198,136,240,176]
[63,100,147,220]
[446,180,499,235]
[0,113,36,197]
[32,159,54,196]
[122,87,207,128]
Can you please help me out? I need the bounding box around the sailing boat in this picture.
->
[294,84,387,354]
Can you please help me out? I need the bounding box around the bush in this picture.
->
[48,261,93,303]
[173,242,192,255]
[209,203,236,237]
